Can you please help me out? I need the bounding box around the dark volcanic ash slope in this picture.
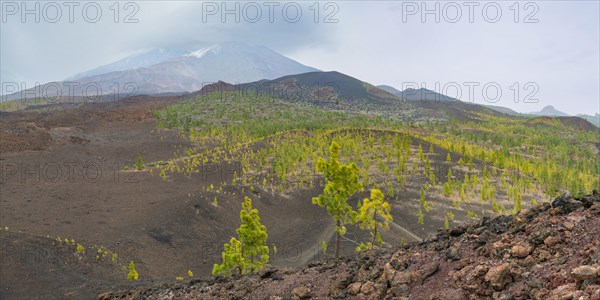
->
[100,192,600,300]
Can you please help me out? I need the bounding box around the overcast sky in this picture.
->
[1,1,598,115]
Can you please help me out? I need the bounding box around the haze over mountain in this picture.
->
[530,105,570,117]
[65,48,191,81]
[576,113,600,127]
[377,84,599,123]
[377,85,458,102]
[5,42,319,101]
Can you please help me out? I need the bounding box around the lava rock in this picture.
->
[485,263,513,291]
[291,286,311,299]
[446,247,461,261]
[347,282,362,295]
[571,266,598,281]
[552,192,572,208]
[510,243,532,258]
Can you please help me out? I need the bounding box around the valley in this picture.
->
[1,72,598,299]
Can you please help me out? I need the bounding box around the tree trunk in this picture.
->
[335,220,341,258]
[238,244,244,275]
[372,227,378,247]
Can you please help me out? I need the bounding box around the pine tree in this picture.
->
[513,191,523,214]
[213,196,269,276]
[312,142,362,258]
[356,188,393,250]
[135,153,145,170]
[212,237,245,276]
[417,209,425,224]
[443,182,452,198]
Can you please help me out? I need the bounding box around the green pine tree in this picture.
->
[312,142,363,258]
[135,153,145,170]
[213,196,269,276]
[356,188,393,250]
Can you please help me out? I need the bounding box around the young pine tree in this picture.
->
[127,261,139,280]
[135,153,145,170]
[213,196,269,276]
[312,142,363,258]
[356,188,393,251]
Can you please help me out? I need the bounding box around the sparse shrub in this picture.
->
[467,210,478,219]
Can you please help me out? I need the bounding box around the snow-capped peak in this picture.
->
[186,47,212,59]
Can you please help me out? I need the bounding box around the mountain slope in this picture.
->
[376,85,457,102]
[198,71,403,106]
[397,88,457,102]
[5,42,320,101]
[483,104,522,116]
[195,73,516,122]
[526,116,599,132]
[377,85,403,95]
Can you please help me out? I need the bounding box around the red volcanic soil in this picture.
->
[101,192,600,300]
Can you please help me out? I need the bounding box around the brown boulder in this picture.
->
[571,265,598,281]
[291,286,311,299]
[484,263,513,290]
[511,243,532,258]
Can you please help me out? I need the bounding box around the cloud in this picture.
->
[1,1,337,84]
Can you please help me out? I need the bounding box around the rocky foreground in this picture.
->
[100,192,600,300]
